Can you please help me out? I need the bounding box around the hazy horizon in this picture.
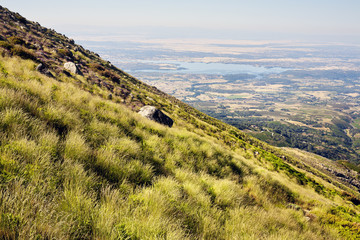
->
[2,0,360,43]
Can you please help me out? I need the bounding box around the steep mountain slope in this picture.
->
[282,148,360,194]
[0,5,359,239]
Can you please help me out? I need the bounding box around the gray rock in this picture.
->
[36,63,53,78]
[304,210,317,221]
[64,62,80,74]
[138,106,173,127]
[35,63,44,72]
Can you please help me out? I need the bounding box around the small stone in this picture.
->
[64,62,80,74]
[138,106,174,127]
[35,63,44,72]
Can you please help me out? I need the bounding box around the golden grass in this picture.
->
[0,55,358,239]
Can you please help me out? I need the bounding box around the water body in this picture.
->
[123,60,287,76]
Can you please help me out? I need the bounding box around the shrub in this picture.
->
[10,45,37,61]
[89,62,120,83]
[89,63,105,72]
[0,41,13,50]
[102,69,120,83]
[8,36,25,46]
[57,48,73,58]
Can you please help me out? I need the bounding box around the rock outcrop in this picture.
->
[138,106,173,127]
[64,62,80,74]
[318,163,360,191]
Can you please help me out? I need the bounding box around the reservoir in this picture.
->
[118,60,288,76]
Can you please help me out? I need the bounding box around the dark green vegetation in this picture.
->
[215,116,356,161]
[0,5,359,239]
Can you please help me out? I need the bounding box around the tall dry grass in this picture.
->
[0,55,358,239]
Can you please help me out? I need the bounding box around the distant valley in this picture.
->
[78,39,360,165]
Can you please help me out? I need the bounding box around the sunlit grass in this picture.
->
[0,54,358,239]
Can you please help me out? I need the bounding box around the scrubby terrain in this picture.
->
[0,5,359,239]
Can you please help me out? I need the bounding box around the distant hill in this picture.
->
[0,5,359,239]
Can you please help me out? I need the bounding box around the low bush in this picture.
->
[57,48,73,59]
[10,45,37,61]
[0,41,13,50]
[8,36,25,46]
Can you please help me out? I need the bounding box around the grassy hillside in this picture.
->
[0,5,359,239]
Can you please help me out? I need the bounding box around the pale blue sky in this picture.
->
[1,0,360,41]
